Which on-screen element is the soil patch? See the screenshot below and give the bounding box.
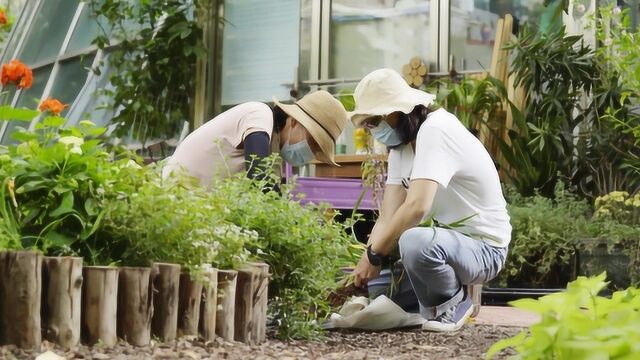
[0,324,521,359]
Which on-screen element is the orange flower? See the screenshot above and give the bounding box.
[39,97,68,115]
[1,60,33,89]
[0,10,7,25]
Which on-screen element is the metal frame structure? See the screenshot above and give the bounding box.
[0,1,105,140]
[297,0,449,94]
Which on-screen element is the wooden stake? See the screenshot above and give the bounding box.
[0,251,42,349]
[118,267,154,346]
[82,266,118,347]
[234,266,258,343]
[151,263,181,341]
[216,270,237,341]
[199,268,218,341]
[248,262,269,344]
[178,272,202,336]
[42,256,83,348]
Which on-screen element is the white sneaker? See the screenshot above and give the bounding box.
[422,294,473,332]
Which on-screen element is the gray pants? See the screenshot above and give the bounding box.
[397,227,507,320]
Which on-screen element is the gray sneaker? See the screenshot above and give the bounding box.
[422,294,473,332]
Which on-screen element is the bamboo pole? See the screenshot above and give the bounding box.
[42,256,83,348]
[117,267,154,346]
[82,266,119,347]
[0,251,42,349]
[151,263,181,341]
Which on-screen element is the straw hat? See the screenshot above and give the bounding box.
[349,68,436,127]
[274,90,348,166]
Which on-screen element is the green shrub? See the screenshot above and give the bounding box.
[486,273,640,359]
[586,191,640,285]
[0,117,135,257]
[207,159,361,339]
[498,184,591,287]
[98,168,252,272]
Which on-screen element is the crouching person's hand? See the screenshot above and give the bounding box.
[353,252,381,288]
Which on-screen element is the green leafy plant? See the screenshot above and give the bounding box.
[585,190,640,285]
[0,178,20,250]
[435,76,504,132]
[88,0,208,143]
[0,115,138,257]
[207,157,362,339]
[594,4,640,105]
[98,168,252,272]
[580,4,640,195]
[497,183,591,287]
[500,25,595,197]
[486,272,640,359]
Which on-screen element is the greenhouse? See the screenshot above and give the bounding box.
[0,0,639,359]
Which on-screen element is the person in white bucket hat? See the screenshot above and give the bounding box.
[350,69,511,332]
[163,90,348,187]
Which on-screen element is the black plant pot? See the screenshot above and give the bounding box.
[482,253,578,305]
[577,239,631,290]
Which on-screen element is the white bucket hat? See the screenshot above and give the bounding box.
[349,68,436,127]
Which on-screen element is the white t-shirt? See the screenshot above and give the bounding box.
[387,108,511,247]
[163,102,273,186]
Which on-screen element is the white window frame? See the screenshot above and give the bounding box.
[0,0,106,140]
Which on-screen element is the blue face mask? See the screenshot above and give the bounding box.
[370,121,402,147]
[281,140,315,167]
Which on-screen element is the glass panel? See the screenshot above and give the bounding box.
[65,4,110,55]
[450,0,547,71]
[628,0,639,28]
[221,0,300,105]
[298,0,313,86]
[1,86,17,106]
[0,0,35,63]
[0,0,28,14]
[1,65,53,144]
[330,0,434,79]
[18,0,80,65]
[330,84,358,155]
[66,53,117,128]
[47,54,96,116]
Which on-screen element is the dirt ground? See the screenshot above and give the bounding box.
[0,324,521,360]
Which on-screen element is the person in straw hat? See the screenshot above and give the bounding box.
[350,69,511,332]
[163,90,348,186]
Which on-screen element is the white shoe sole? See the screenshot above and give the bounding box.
[421,304,473,332]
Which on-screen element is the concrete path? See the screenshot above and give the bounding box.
[473,306,541,327]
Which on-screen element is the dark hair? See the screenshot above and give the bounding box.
[391,104,431,148]
[272,105,288,133]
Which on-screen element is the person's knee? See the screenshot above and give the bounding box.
[399,227,437,266]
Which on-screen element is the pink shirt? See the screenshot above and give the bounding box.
[163,102,273,186]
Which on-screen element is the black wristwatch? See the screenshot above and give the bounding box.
[366,245,385,267]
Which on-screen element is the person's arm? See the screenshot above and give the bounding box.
[243,131,271,180]
[367,184,407,245]
[353,179,438,287]
[369,179,438,254]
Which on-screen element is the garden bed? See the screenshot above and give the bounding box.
[0,324,521,360]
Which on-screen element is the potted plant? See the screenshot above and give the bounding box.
[578,191,640,289]
[485,184,591,303]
